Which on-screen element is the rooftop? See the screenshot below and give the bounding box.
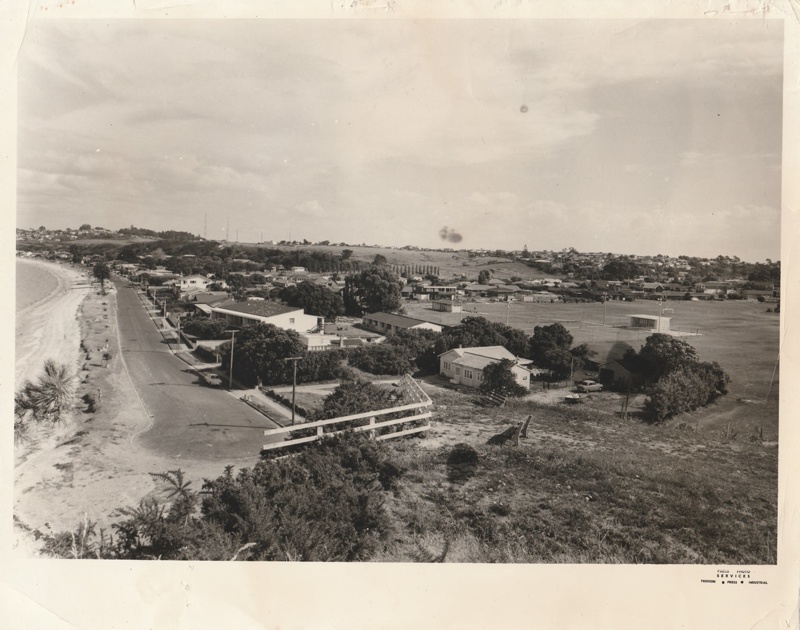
[213,300,303,318]
[363,312,442,329]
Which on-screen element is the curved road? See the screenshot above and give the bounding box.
[115,280,279,462]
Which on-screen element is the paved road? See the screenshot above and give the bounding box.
[115,281,279,462]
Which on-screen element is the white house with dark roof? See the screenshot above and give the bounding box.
[438,346,535,390]
[361,312,443,335]
[211,300,319,333]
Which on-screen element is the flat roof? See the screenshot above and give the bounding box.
[630,314,671,321]
[213,300,303,318]
[363,312,442,329]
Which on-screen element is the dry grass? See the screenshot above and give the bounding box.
[376,387,777,564]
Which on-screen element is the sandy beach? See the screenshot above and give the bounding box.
[15,259,91,390]
[14,264,244,550]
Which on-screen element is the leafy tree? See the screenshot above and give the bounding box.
[385,328,442,373]
[431,317,529,361]
[529,323,573,365]
[634,333,699,383]
[79,223,92,231]
[478,270,492,284]
[220,323,305,386]
[372,254,388,266]
[543,347,575,380]
[479,359,528,398]
[181,317,229,340]
[341,249,353,260]
[343,266,402,316]
[643,361,731,423]
[279,282,344,321]
[226,274,250,301]
[92,261,111,292]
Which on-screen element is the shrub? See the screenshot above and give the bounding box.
[479,359,529,398]
[348,344,414,375]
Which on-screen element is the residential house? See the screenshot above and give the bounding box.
[439,346,534,390]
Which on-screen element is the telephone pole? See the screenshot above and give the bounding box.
[284,356,303,425]
[228,330,237,390]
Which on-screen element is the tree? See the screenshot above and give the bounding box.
[341,249,353,260]
[643,361,731,423]
[79,223,92,231]
[372,254,388,266]
[279,282,344,321]
[226,274,250,301]
[219,323,305,386]
[635,333,699,383]
[385,328,442,373]
[529,323,573,365]
[479,359,528,398]
[343,266,402,316]
[431,317,529,361]
[92,261,111,293]
[348,344,414,375]
[15,360,75,438]
[478,270,492,284]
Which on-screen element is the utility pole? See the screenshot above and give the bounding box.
[284,357,303,425]
[228,330,237,390]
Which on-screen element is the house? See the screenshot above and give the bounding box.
[361,312,443,335]
[176,274,214,295]
[439,346,534,390]
[211,300,319,333]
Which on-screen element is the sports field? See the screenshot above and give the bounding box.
[405,299,780,438]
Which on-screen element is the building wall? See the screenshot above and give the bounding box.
[214,309,318,333]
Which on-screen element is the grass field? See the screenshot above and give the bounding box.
[405,299,779,439]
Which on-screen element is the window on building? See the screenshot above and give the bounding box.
[464,369,473,379]
[443,361,450,370]
[289,318,295,324]
[455,367,461,375]
[477,372,483,382]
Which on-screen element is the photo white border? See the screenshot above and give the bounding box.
[1,1,797,628]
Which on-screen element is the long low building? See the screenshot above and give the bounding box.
[211,300,320,334]
[361,312,443,335]
[629,314,671,333]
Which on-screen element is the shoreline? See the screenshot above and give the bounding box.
[15,258,92,390]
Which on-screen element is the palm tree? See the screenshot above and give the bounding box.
[18,360,75,425]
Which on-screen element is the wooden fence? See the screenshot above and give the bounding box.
[261,374,433,453]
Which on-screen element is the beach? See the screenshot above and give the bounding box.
[14,263,241,545]
[15,258,91,390]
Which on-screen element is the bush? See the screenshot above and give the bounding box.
[479,359,529,398]
[348,344,414,375]
[643,361,731,423]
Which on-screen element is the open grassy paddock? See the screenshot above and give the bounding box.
[405,299,780,439]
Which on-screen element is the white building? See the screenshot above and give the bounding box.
[177,274,213,294]
[629,314,671,333]
[211,300,319,334]
[439,346,534,390]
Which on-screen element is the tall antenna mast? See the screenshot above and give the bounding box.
[226,218,230,242]
[204,212,207,239]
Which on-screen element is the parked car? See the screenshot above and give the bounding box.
[576,380,603,393]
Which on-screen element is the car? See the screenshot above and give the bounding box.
[576,380,603,393]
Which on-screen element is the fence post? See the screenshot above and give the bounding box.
[369,416,376,438]
[317,426,324,437]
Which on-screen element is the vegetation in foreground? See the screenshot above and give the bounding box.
[36,384,777,563]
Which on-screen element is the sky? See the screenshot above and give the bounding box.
[16,18,783,262]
